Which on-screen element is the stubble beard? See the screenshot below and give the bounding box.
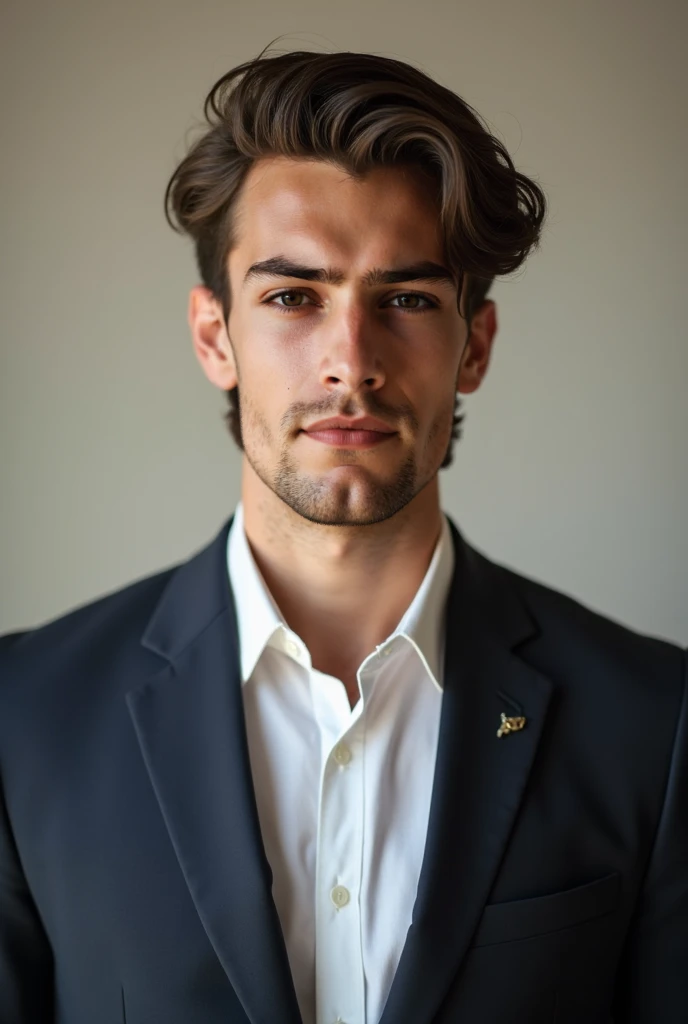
[241,404,455,528]
[271,443,419,526]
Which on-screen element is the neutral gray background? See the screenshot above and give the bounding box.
[2,0,686,643]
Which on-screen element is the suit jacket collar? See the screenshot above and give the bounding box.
[129,513,553,1024]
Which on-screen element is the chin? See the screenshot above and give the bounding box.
[273,468,420,527]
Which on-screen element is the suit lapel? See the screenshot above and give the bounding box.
[380,521,554,1024]
[126,518,303,1024]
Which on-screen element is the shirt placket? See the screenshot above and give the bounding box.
[313,672,367,1024]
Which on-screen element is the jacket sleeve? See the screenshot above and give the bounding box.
[612,648,688,1022]
[0,633,54,1023]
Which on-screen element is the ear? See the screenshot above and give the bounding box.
[188,286,238,390]
[457,299,498,395]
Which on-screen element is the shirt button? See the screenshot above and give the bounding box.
[330,885,350,909]
[285,640,299,658]
[332,743,352,767]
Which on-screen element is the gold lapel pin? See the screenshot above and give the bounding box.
[497,712,526,738]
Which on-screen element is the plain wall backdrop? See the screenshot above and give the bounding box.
[1,0,686,644]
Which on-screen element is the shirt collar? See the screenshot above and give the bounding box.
[227,500,455,690]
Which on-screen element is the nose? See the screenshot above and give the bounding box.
[319,305,386,395]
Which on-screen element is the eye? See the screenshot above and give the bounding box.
[263,290,315,313]
[386,293,438,313]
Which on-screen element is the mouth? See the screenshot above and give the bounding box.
[301,427,397,449]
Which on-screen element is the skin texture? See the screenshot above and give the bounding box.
[188,156,498,705]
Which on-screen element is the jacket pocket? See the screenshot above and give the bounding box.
[471,871,620,947]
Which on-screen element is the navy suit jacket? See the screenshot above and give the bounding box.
[1,515,686,1024]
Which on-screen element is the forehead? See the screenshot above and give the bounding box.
[230,156,444,272]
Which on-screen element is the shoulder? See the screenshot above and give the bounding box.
[0,562,179,731]
[466,544,687,812]
[467,540,686,704]
[1,563,176,660]
[0,513,234,744]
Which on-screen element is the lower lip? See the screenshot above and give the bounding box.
[303,429,396,448]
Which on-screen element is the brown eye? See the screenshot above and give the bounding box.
[279,292,304,306]
[388,293,436,312]
[264,290,314,313]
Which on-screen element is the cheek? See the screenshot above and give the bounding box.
[242,315,314,385]
[413,355,459,413]
[236,348,306,441]
[421,380,460,449]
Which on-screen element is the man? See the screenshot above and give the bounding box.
[1,46,685,1024]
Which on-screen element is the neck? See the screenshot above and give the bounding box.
[239,460,443,683]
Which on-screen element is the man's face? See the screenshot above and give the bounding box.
[196,156,493,526]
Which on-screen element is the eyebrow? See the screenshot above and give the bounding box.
[242,256,457,289]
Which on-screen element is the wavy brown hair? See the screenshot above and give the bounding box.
[165,43,546,467]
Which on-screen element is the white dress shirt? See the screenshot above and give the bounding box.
[227,501,455,1024]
